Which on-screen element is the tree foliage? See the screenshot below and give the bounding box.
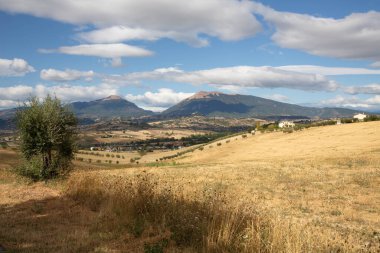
[16,95,77,180]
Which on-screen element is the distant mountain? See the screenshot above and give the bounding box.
[69,95,154,119]
[161,91,360,119]
[0,108,19,130]
[0,96,154,129]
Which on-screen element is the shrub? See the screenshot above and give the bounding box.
[217,142,222,146]
[242,134,247,138]
[198,147,204,151]
[0,142,8,149]
[96,160,101,163]
[283,128,293,134]
[364,115,380,122]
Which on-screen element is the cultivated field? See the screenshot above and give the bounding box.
[0,121,379,252]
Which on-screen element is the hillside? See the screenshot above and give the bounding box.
[179,121,380,164]
[162,91,359,119]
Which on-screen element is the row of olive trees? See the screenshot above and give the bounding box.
[16,95,77,180]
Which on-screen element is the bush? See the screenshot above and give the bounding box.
[198,147,204,151]
[0,142,8,149]
[283,128,293,134]
[16,156,44,181]
[364,115,380,122]
[217,142,222,146]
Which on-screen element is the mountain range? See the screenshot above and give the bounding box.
[0,92,363,129]
[161,91,360,119]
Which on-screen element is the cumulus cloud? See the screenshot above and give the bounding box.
[107,66,339,92]
[252,2,380,63]
[320,95,380,109]
[0,0,261,47]
[345,84,380,95]
[0,58,35,76]
[0,85,34,100]
[0,83,119,108]
[40,68,95,82]
[125,88,194,111]
[277,65,380,76]
[371,62,380,68]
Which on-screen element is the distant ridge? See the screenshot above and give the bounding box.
[70,95,153,119]
[161,91,361,119]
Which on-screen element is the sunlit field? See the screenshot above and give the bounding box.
[1,121,379,252]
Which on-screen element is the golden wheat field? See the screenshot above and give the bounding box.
[1,121,379,252]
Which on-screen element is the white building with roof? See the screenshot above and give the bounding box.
[278,121,295,128]
[353,113,367,121]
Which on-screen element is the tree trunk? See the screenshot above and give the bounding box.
[42,150,52,179]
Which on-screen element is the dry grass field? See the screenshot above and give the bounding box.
[0,121,379,252]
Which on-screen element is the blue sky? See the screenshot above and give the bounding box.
[0,0,380,111]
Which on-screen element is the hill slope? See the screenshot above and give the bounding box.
[162,91,359,119]
[179,121,380,164]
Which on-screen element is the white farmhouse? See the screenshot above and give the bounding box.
[353,113,367,121]
[278,121,295,128]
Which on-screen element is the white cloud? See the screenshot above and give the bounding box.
[345,84,380,95]
[370,61,380,68]
[252,2,380,63]
[0,58,35,76]
[277,65,380,76]
[0,85,34,100]
[109,66,339,92]
[40,68,95,82]
[320,95,380,109]
[0,100,19,109]
[0,0,261,47]
[39,43,153,65]
[34,84,118,102]
[125,88,194,111]
[265,94,289,102]
[0,83,119,108]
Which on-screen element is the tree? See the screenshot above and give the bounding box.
[16,95,77,180]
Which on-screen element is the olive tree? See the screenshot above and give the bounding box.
[16,95,77,180]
